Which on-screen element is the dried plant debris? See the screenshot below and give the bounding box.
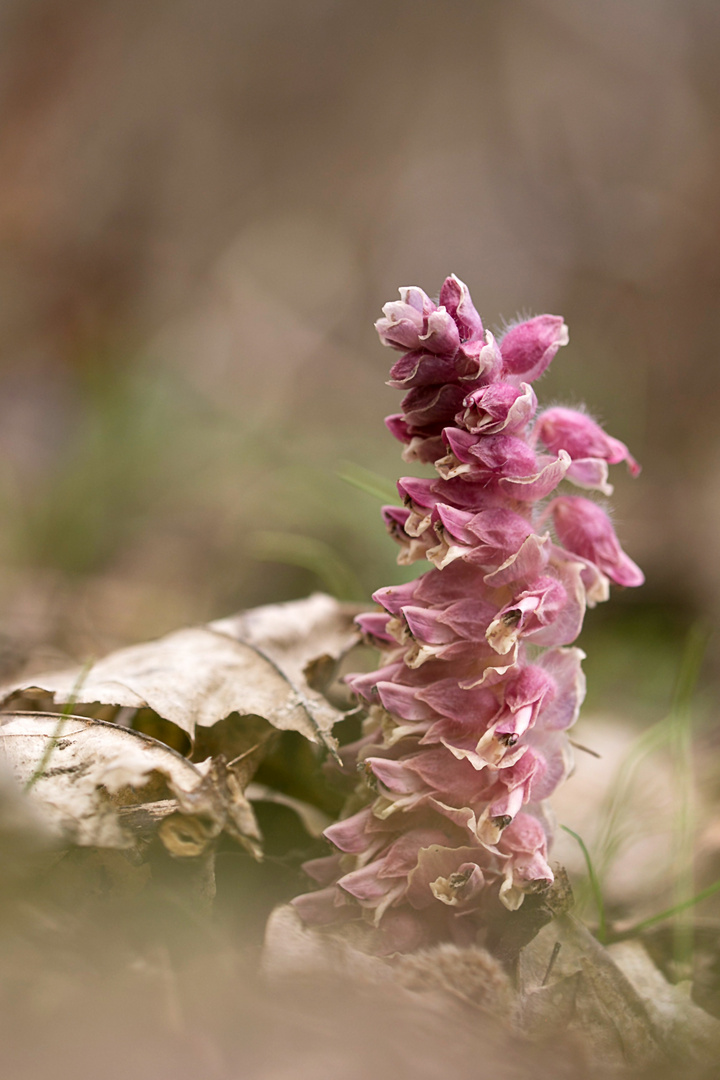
[0,711,262,858]
[262,902,391,984]
[606,939,720,1064]
[0,595,362,878]
[264,904,720,1072]
[210,592,363,700]
[518,914,720,1068]
[0,593,362,757]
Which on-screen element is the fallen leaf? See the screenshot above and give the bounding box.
[262,903,392,984]
[0,594,363,759]
[210,592,365,725]
[607,939,720,1063]
[0,711,262,857]
[518,914,664,1067]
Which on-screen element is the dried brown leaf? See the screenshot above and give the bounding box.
[0,711,261,856]
[0,594,362,758]
[518,914,664,1067]
[607,940,720,1063]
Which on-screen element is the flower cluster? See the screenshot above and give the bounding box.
[293,275,643,953]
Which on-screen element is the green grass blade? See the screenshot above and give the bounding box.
[669,621,711,716]
[593,623,712,902]
[666,622,711,970]
[250,531,365,601]
[24,659,94,792]
[337,462,398,504]
[615,877,720,939]
[560,824,607,944]
[593,717,674,887]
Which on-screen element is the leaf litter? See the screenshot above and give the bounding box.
[0,592,718,1075]
[1,593,362,755]
[0,594,362,889]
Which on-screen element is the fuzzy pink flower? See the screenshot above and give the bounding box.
[293,275,642,953]
[534,407,640,496]
[548,496,644,588]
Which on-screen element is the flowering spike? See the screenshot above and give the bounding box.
[293,277,643,953]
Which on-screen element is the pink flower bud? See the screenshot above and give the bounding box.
[499,315,569,381]
[375,287,437,351]
[376,302,428,351]
[486,576,568,654]
[324,807,377,853]
[497,451,570,501]
[388,349,463,389]
[438,274,484,342]
[458,381,537,435]
[535,407,640,477]
[440,430,538,480]
[399,383,466,429]
[549,496,645,587]
[355,611,396,646]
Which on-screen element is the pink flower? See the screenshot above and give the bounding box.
[548,496,645,587]
[438,273,485,341]
[535,407,640,475]
[499,315,569,381]
[292,276,642,952]
[534,407,640,495]
[457,381,537,436]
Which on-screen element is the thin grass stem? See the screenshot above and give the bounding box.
[667,622,711,970]
[337,463,398,504]
[250,531,364,600]
[612,877,720,940]
[560,824,607,944]
[24,660,94,792]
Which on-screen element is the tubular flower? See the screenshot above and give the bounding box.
[293,276,643,954]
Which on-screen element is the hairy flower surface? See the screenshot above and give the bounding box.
[293,275,643,953]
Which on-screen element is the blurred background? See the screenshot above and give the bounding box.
[0,1,718,734]
[1,3,720,1063]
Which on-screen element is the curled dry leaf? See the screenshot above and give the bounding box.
[0,711,262,857]
[606,939,720,1065]
[0,595,364,877]
[0,594,363,759]
[514,913,720,1068]
[209,592,365,718]
[265,904,719,1070]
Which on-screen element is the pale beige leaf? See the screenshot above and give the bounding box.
[393,943,517,1021]
[608,940,720,1062]
[262,903,391,984]
[518,914,662,1067]
[0,711,260,855]
[519,971,581,1036]
[210,592,362,676]
[210,592,364,733]
[0,594,363,755]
